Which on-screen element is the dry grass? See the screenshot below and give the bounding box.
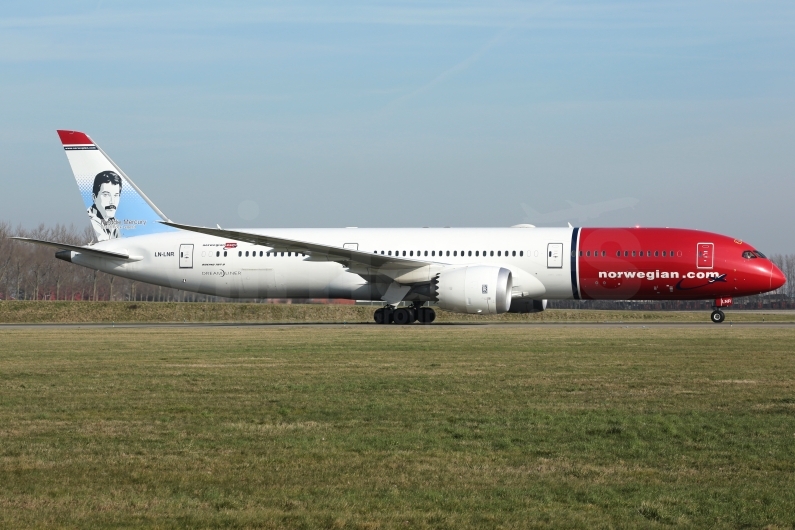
[1,325,794,528]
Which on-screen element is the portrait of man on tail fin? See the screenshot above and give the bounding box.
[87,170,122,241]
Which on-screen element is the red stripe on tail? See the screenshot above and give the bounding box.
[57,130,93,145]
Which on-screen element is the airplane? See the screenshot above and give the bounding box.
[12,130,787,325]
[521,197,639,225]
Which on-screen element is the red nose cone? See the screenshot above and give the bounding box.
[771,264,787,290]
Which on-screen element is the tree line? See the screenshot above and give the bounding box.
[1,221,792,307]
[0,222,212,302]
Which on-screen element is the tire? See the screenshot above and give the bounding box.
[418,307,436,324]
[374,308,384,324]
[394,308,412,325]
[711,310,725,323]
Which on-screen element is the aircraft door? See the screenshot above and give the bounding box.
[697,242,714,269]
[179,244,194,269]
[547,243,563,268]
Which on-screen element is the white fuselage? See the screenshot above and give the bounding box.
[69,227,576,301]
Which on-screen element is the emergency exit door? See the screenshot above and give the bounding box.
[547,243,563,268]
[179,244,194,269]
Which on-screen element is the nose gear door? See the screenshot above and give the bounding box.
[179,244,194,269]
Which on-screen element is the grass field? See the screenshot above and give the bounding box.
[1,325,795,528]
[1,300,795,323]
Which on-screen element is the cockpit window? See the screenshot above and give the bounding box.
[742,250,756,259]
[754,251,767,259]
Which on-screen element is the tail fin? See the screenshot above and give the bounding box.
[57,130,174,242]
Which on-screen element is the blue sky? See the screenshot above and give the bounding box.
[2,1,794,253]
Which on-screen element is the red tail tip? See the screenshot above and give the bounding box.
[57,130,93,145]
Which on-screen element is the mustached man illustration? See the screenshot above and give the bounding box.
[88,171,122,241]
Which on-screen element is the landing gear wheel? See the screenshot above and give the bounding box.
[417,307,436,324]
[374,308,385,324]
[393,308,412,325]
[711,310,725,324]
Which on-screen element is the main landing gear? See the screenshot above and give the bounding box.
[374,303,436,325]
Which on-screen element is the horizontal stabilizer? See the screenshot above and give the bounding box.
[11,237,137,260]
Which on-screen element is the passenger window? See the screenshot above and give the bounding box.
[655,251,659,257]
[453,251,457,257]
[475,251,479,257]
[520,251,523,257]
[402,251,406,256]
[238,251,242,257]
[424,251,428,256]
[586,251,590,257]
[662,251,666,257]
[512,251,516,257]
[468,251,472,257]
[224,251,227,257]
[432,251,435,256]
[388,251,392,256]
[601,251,605,257]
[410,251,414,256]
[216,251,220,257]
[616,251,621,257]
[446,251,450,257]
[579,251,583,256]
[490,251,494,257]
[632,251,636,257]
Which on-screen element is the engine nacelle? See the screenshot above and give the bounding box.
[435,266,512,314]
[507,299,547,313]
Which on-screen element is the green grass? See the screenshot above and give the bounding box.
[1,326,794,528]
[1,300,794,323]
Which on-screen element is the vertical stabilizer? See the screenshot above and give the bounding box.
[57,130,174,241]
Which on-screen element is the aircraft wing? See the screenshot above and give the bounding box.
[11,237,135,260]
[161,221,431,270]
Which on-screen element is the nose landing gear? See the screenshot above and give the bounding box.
[373,303,436,325]
[710,297,732,324]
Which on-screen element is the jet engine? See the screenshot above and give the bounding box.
[435,265,512,314]
[507,299,547,313]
